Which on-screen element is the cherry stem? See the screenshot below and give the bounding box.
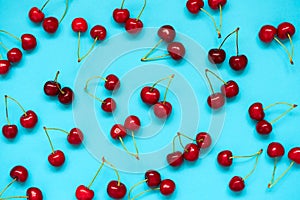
[136,0,147,21]
[162,74,175,103]
[218,5,223,38]
[177,132,195,141]
[102,157,121,186]
[172,134,179,152]
[0,30,21,42]
[0,42,9,51]
[130,188,160,200]
[43,127,55,153]
[44,127,69,135]
[205,69,226,85]
[4,95,10,125]
[141,39,163,62]
[230,149,263,160]
[53,71,60,82]
[243,149,263,181]
[131,131,140,160]
[120,0,126,9]
[200,8,221,38]
[40,0,50,11]
[269,158,278,185]
[273,36,294,65]
[77,32,81,62]
[128,179,147,200]
[140,53,170,62]
[268,161,294,188]
[270,104,297,125]
[5,95,27,116]
[177,133,187,151]
[59,0,69,23]
[78,37,98,63]
[288,34,294,58]
[84,77,104,103]
[151,74,174,91]
[0,196,28,200]
[235,26,239,55]
[119,137,139,160]
[218,27,239,49]
[264,102,296,110]
[0,179,16,197]
[87,160,105,188]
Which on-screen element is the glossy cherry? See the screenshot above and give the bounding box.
[104,74,120,91]
[256,120,272,135]
[229,176,245,192]
[76,185,94,200]
[0,60,10,74]
[217,150,233,167]
[207,93,225,109]
[160,179,176,196]
[167,42,186,60]
[113,8,130,24]
[28,7,45,23]
[101,98,116,113]
[167,151,184,167]
[68,128,84,145]
[208,0,227,10]
[110,124,127,139]
[58,87,74,104]
[21,34,37,51]
[124,115,141,131]
[277,22,296,40]
[288,147,300,164]
[10,165,28,182]
[145,170,161,187]
[140,86,160,105]
[20,110,38,129]
[43,71,61,96]
[107,180,127,199]
[48,150,65,167]
[258,25,277,43]
[267,142,285,158]
[158,25,176,43]
[153,102,172,119]
[43,17,59,33]
[221,80,239,98]
[7,48,23,63]
[208,48,226,64]
[125,18,143,34]
[27,187,43,200]
[248,102,265,121]
[196,132,212,149]
[183,143,200,161]
[90,25,107,41]
[229,55,248,71]
[2,125,18,139]
[186,0,204,14]
[72,18,88,33]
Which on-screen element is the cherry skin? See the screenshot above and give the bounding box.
[277,22,296,40]
[2,124,18,139]
[72,18,88,33]
[124,115,141,131]
[110,124,127,139]
[160,179,176,196]
[158,25,176,43]
[256,120,272,135]
[140,86,160,105]
[186,0,204,14]
[43,81,61,96]
[90,25,107,41]
[26,187,43,200]
[207,93,225,109]
[7,48,23,63]
[21,34,37,51]
[259,25,277,43]
[58,87,74,104]
[248,102,265,121]
[10,165,28,182]
[288,147,300,164]
[20,110,38,129]
[217,150,233,167]
[208,49,226,64]
[153,102,172,119]
[267,142,285,158]
[221,80,239,98]
[67,128,84,145]
[107,180,127,199]
[75,185,94,200]
[48,150,65,167]
[113,8,130,24]
[208,0,227,10]
[43,17,59,33]
[167,42,186,60]
[183,143,200,161]
[229,55,248,71]
[104,74,120,91]
[28,7,45,23]
[0,60,10,75]
[167,151,184,167]
[125,18,143,34]
[145,170,161,187]
[101,98,116,113]
[196,132,212,149]
[229,176,245,192]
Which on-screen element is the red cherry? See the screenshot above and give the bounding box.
[288,147,300,164]
[75,185,94,200]
[21,34,37,51]
[125,18,143,34]
[10,165,28,182]
[7,48,23,63]
[44,81,61,96]
[145,170,161,187]
[217,150,233,167]
[267,142,285,158]
[158,25,176,43]
[160,179,176,196]
[259,25,277,43]
[167,42,186,60]
[183,143,200,161]
[107,180,127,199]
[90,25,107,40]
[28,7,45,23]
[186,0,204,14]
[72,18,88,33]
[221,80,239,98]
[256,120,272,135]
[26,187,43,200]
[20,110,38,129]
[207,93,225,109]
[2,124,18,139]
[67,128,84,145]
[101,98,116,113]
[113,8,130,24]
[277,22,296,40]
[208,49,226,64]
[153,102,172,119]
[104,74,120,91]
[124,115,141,131]
[110,124,127,139]
[229,55,248,71]
[248,102,265,121]
[43,17,59,33]
[58,87,74,104]
[48,150,65,167]
[195,132,212,149]
[167,151,184,167]
[140,86,160,105]
[0,60,10,74]
[229,176,245,192]
[208,0,227,10]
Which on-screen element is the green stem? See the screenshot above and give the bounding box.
[41,0,50,11]
[269,158,278,185]
[172,134,179,152]
[4,95,10,125]
[218,4,222,38]
[102,157,121,186]
[274,36,294,65]
[270,105,297,125]
[59,0,69,23]
[151,74,173,91]
[200,8,220,38]
[43,127,55,153]
[230,149,263,159]
[119,137,139,160]
[0,42,9,51]
[131,131,139,160]
[44,127,69,135]
[0,30,21,42]
[0,196,27,200]
[5,95,27,115]
[141,39,163,61]
[288,34,294,58]
[177,132,195,141]
[77,32,81,62]
[162,74,174,103]
[84,77,104,103]
[263,102,296,110]
[235,26,239,55]
[128,179,147,200]
[0,179,16,197]
[218,28,239,49]
[78,37,98,63]
[205,69,226,85]
[87,161,105,188]
[130,188,159,200]
[140,53,170,62]
[268,162,294,188]
[120,0,126,9]
[136,0,147,21]
[243,150,263,181]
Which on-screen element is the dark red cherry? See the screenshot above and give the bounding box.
[140,86,160,105]
[208,0,227,10]
[288,147,300,164]
[28,7,45,23]
[21,34,37,51]
[259,25,277,43]
[207,93,225,109]
[58,87,74,104]
[43,17,59,33]
[167,151,184,167]
[107,180,127,199]
[217,150,233,167]
[110,124,127,139]
[0,60,10,75]
[160,179,176,196]
[26,187,43,200]
[167,42,186,60]
[90,25,107,40]
[113,9,130,24]
[183,143,200,161]
[186,0,204,14]
[75,185,94,200]
[229,176,245,192]
[43,81,61,96]
[2,124,18,139]
[72,18,88,33]
[153,102,172,119]
[10,165,28,182]
[101,98,116,113]
[48,150,65,167]
[7,48,23,63]
[267,142,285,158]
[221,80,239,98]
[125,18,143,34]
[145,170,161,187]
[104,74,120,91]
[124,115,141,131]
[248,102,265,121]
[20,110,38,129]
[196,132,212,149]
[208,49,226,64]
[256,120,272,135]
[158,25,176,43]
[229,55,248,71]
[67,128,84,145]
[277,22,296,40]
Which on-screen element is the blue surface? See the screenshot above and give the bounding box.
[0,0,300,199]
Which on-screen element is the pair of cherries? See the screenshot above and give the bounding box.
[43,71,74,105]
[167,132,212,167]
[128,170,176,199]
[2,95,38,139]
[113,0,147,34]
[71,18,107,62]
[28,0,69,34]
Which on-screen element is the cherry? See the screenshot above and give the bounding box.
[28,7,45,23]
[124,115,141,131]
[208,49,226,64]
[208,0,227,10]
[258,25,277,43]
[20,110,38,129]
[145,170,161,187]
[140,86,160,105]
[153,101,172,119]
[67,128,84,145]
[101,98,117,113]
[229,176,244,192]
[125,18,143,34]
[113,8,130,24]
[277,22,296,40]
[186,0,204,14]
[267,142,285,158]
[248,102,265,121]
[158,25,176,43]
[217,150,233,167]
[72,18,88,33]
[196,132,212,149]
[0,60,10,74]
[229,55,248,71]
[220,80,239,98]
[90,25,107,41]
[183,143,200,161]
[26,187,43,200]
[167,42,186,60]
[167,151,184,167]
[21,34,37,51]
[110,124,127,139]
[43,17,59,33]
[207,93,225,109]
[2,125,18,139]
[58,87,74,104]
[107,180,127,199]
[256,120,272,135]
[7,48,23,63]
[10,165,28,182]
[104,74,120,91]
[288,147,300,164]
[43,71,61,96]
[160,179,176,196]
[48,150,65,167]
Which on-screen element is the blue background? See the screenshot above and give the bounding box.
[0,0,300,199]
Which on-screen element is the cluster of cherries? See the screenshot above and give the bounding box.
[167,132,212,167]
[0,165,43,200]
[43,71,74,105]
[28,0,69,34]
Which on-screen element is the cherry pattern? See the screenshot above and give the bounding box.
[267,142,285,186]
[217,149,263,167]
[113,0,130,24]
[43,127,84,145]
[124,0,147,34]
[28,0,50,23]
